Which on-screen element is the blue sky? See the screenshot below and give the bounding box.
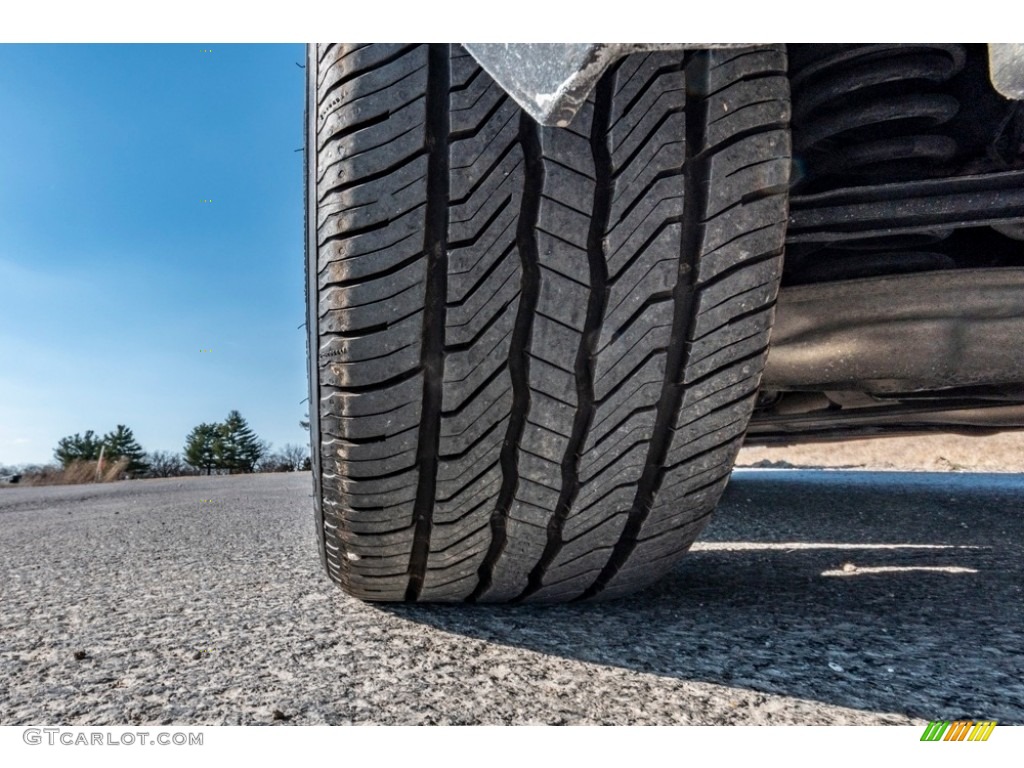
[0,44,308,465]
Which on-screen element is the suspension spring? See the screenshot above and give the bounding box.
[791,44,967,189]
[787,45,968,283]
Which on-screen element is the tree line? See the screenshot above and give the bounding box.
[10,411,311,481]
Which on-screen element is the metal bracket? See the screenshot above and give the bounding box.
[989,44,1024,100]
[787,169,1024,245]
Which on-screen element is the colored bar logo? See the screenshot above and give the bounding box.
[921,720,997,741]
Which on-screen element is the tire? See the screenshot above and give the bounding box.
[306,43,790,602]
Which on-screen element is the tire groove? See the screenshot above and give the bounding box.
[318,204,425,246]
[317,110,394,154]
[689,297,777,344]
[449,92,512,140]
[593,348,664,406]
[682,344,769,390]
[595,291,674,354]
[434,495,495,531]
[705,68,789,100]
[582,51,707,600]
[687,324,770,369]
[448,198,514,253]
[446,271,518,333]
[604,255,677,318]
[318,148,427,201]
[406,44,450,602]
[441,361,509,417]
[438,413,506,463]
[450,64,483,93]
[320,364,421,394]
[450,130,520,205]
[609,167,685,228]
[318,62,427,128]
[611,62,686,131]
[584,404,659,454]
[469,111,541,602]
[610,107,686,184]
[607,202,685,264]
[319,248,423,289]
[317,44,422,103]
[447,238,517,307]
[696,120,789,161]
[318,227,418,272]
[518,71,615,601]
[435,459,501,502]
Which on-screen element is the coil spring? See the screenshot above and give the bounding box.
[792,44,967,188]
[788,45,967,283]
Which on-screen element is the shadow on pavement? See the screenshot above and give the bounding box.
[383,470,1024,723]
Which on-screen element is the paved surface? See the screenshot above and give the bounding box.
[0,470,1021,725]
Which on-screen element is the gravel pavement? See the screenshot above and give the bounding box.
[1,470,1021,725]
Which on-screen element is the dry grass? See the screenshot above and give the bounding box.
[18,458,131,487]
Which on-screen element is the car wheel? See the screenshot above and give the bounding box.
[306,43,790,602]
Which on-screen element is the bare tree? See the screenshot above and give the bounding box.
[280,443,309,471]
[146,450,190,478]
[255,443,309,473]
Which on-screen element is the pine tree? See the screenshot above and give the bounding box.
[102,424,149,477]
[216,410,264,473]
[213,423,238,472]
[184,423,220,475]
[54,430,103,467]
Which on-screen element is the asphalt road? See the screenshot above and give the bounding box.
[0,470,1021,725]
